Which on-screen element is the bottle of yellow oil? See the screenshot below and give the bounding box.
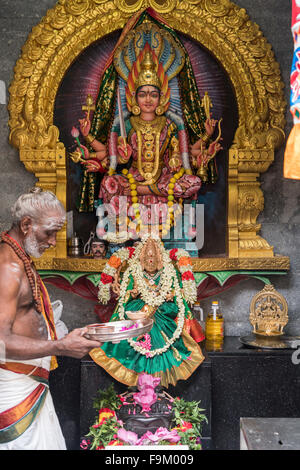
[205,300,224,351]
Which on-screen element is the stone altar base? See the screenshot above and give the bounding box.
[79,354,212,450]
[49,338,300,450]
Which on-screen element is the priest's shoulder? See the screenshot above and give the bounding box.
[0,242,25,278]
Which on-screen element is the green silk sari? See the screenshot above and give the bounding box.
[90,273,204,388]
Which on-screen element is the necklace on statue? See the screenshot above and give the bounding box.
[143,269,162,285]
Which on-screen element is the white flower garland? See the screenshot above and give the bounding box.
[98,240,197,306]
[116,235,186,357]
[98,247,131,304]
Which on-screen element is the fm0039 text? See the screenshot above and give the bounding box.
[149,454,193,465]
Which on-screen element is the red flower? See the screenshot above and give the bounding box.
[172,421,193,433]
[181,271,195,281]
[169,248,178,260]
[100,273,114,284]
[98,408,116,425]
[127,247,135,258]
[107,439,124,447]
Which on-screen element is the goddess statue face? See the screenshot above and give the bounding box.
[139,238,163,274]
[136,86,160,115]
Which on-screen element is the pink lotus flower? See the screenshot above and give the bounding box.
[117,428,139,445]
[137,372,160,391]
[138,428,181,445]
[155,427,181,443]
[80,439,90,449]
[133,387,157,412]
[132,373,161,412]
[71,126,80,138]
[138,430,160,445]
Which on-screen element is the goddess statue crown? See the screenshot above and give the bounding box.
[113,20,185,113]
[135,50,161,90]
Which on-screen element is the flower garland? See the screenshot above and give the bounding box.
[121,168,184,236]
[118,255,185,357]
[98,236,197,358]
[169,247,197,304]
[98,246,134,304]
[98,237,197,306]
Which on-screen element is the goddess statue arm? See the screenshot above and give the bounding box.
[167,134,183,174]
[190,116,223,169]
[77,112,110,172]
[189,115,217,157]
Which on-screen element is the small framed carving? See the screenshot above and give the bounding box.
[8,0,289,272]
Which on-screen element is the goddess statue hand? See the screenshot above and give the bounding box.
[205,116,217,137]
[79,112,91,137]
[207,140,223,158]
[166,291,174,302]
[76,143,89,160]
[130,285,139,299]
[117,142,133,162]
[81,157,107,173]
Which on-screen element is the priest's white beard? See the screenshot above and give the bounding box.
[24,230,43,258]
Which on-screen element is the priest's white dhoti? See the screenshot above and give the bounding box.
[0,355,66,450]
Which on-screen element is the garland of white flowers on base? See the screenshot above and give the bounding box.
[98,237,197,306]
[119,244,185,357]
[98,235,198,357]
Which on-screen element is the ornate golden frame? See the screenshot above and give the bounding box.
[8,0,289,271]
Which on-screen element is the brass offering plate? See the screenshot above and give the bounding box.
[239,334,300,350]
[84,319,153,344]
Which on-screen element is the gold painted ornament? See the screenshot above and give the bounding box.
[249,284,288,339]
[7,0,289,271]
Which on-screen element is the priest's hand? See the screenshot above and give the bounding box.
[56,327,103,358]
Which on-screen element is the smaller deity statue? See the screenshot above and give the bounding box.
[90,235,205,388]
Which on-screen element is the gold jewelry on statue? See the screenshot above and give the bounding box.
[85,134,95,145]
[131,115,166,185]
[136,51,161,90]
[132,105,141,116]
[155,105,164,116]
[201,132,210,143]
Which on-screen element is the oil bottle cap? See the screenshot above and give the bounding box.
[212,301,219,306]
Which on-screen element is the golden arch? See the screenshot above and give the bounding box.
[8,0,289,271]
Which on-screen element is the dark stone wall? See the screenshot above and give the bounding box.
[0,0,298,337]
